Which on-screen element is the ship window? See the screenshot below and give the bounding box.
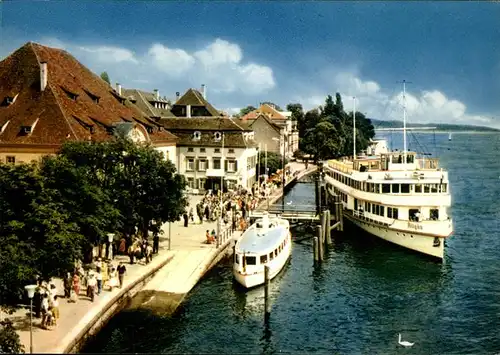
[409,209,420,221]
[382,184,390,193]
[380,206,385,217]
[430,209,439,220]
[387,207,393,218]
[274,249,278,257]
[260,255,268,264]
[392,184,400,193]
[245,256,256,265]
[430,184,438,193]
[441,184,447,193]
[269,252,274,260]
[393,208,399,219]
[415,184,422,193]
[375,205,380,215]
[424,184,430,193]
[375,184,380,193]
[401,184,410,193]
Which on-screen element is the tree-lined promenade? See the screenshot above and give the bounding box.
[0,137,187,352]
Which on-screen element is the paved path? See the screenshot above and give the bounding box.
[8,195,230,353]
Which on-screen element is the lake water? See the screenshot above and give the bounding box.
[82,132,500,354]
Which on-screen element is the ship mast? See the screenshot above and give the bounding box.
[353,96,356,160]
[403,80,407,170]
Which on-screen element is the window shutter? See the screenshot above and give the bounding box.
[224,160,228,172]
[196,159,200,171]
[234,160,238,172]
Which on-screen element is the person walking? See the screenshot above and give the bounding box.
[153,234,160,254]
[50,295,60,326]
[183,212,189,227]
[87,272,97,302]
[72,272,80,303]
[64,272,72,299]
[96,267,103,295]
[117,262,127,288]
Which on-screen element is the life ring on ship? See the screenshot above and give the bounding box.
[433,237,441,247]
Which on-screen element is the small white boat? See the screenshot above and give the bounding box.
[448,132,452,141]
[233,213,292,289]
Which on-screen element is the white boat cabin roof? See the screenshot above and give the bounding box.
[236,216,287,255]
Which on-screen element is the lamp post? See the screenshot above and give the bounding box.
[272,136,285,211]
[25,284,37,354]
[107,233,115,260]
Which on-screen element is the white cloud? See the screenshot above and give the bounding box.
[35,37,275,97]
[147,44,194,75]
[297,71,492,126]
[78,46,138,64]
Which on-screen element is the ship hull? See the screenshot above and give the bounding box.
[344,211,445,259]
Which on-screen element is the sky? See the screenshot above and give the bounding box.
[1,1,499,127]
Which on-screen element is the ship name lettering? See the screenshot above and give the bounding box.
[407,222,423,230]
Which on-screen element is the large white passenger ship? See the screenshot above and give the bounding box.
[233,213,292,288]
[323,86,453,259]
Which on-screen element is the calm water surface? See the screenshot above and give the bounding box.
[83,132,500,354]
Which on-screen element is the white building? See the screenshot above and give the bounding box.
[159,117,258,192]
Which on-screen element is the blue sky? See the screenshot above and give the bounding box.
[1,1,499,126]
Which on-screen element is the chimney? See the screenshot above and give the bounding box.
[116,83,122,96]
[154,89,159,100]
[40,62,48,92]
[186,104,191,118]
[201,84,206,99]
[176,91,180,101]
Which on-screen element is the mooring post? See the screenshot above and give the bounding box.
[321,210,327,245]
[325,209,332,245]
[313,236,319,262]
[339,201,344,232]
[316,224,323,261]
[315,174,320,214]
[264,265,271,316]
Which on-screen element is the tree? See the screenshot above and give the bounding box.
[100,71,110,85]
[0,319,24,354]
[235,105,257,118]
[286,103,304,124]
[0,163,84,310]
[257,151,288,176]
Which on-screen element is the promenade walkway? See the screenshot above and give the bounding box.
[8,195,231,354]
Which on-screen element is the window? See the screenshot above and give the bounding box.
[274,249,278,257]
[6,156,15,164]
[392,184,400,193]
[187,177,195,188]
[401,184,410,193]
[441,184,447,193]
[228,148,235,154]
[380,206,385,217]
[61,86,78,101]
[84,89,100,104]
[430,209,439,220]
[214,148,221,153]
[260,255,268,264]
[213,158,221,169]
[187,147,194,152]
[269,252,274,260]
[409,209,420,221]
[382,184,390,193]
[245,256,256,265]
[227,160,237,172]
[424,184,430,193]
[187,158,195,171]
[415,184,422,193]
[198,178,206,190]
[193,131,201,140]
[214,132,222,141]
[388,207,399,219]
[198,159,208,171]
[200,148,206,153]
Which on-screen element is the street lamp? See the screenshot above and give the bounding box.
[25,284,37,354]
[107,233,115,260]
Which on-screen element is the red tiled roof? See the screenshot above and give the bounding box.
[240,104,287,122]
[0,42,177,147]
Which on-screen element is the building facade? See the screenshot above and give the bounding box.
[158,117,258,192]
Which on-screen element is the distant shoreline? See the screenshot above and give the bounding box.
[376,130,500,134]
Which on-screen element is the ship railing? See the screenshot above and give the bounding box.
[216,220,237,248]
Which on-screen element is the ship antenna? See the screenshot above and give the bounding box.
[353,96,356,160]
[398,80,411,170]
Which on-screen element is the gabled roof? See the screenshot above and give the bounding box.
[240,103,288,122]
[0,42,177,147]
[173,88,221,116]
[157,117,256,148]
[122,88,174,118]
[248,113,282,133]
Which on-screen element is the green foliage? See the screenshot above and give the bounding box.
[286,103,304,123]
[0,319,24,354]
[0,163,83,308]
[0,137,187,312]
[298,93,375,161]
[235,105,256,118]
[258,151,288,176]
[100,71,111,85]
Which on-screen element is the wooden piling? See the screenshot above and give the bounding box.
[338,201,344,232]
[313,237,319,262]
[320,211,326,244]
[315,174,320,214]
[325,209,332,245]
[316,225,323,261]
[264,266,271,315]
